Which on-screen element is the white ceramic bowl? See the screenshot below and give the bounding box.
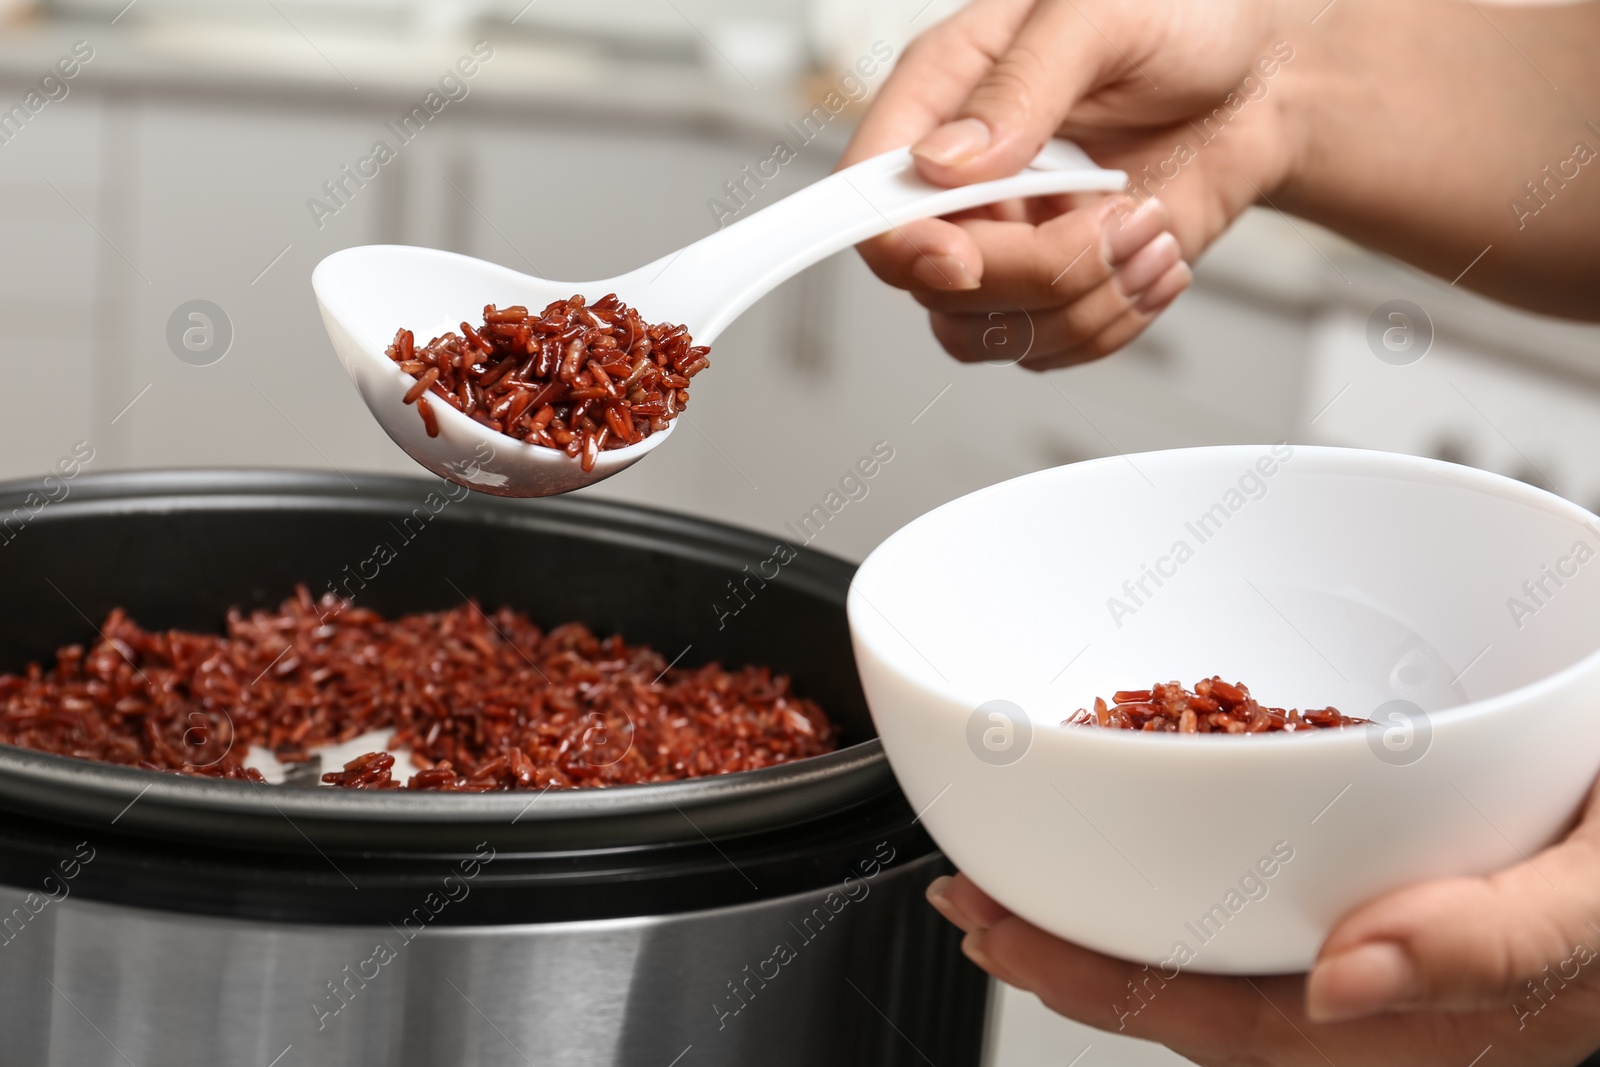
[849,445,1600,974]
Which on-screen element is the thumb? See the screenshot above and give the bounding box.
[910,1,1122,185]
[1306,784,1600,1023]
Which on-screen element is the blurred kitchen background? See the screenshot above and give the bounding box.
[3,0,1600,1063]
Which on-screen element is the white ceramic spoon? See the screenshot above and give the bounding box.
[313,140,1126,497]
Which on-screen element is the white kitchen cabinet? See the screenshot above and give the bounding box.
[0,99,102,475]
[104,99,404,475]
[1305,307,1600,514]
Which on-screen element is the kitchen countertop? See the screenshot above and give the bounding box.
[0,14,826,137]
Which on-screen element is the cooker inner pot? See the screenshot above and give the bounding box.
[0,470,894,859]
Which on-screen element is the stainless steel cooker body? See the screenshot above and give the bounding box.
[0,850,965,1067]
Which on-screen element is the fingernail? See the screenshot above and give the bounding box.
[927,876,960,916]
[1104,197,1166,264]
[1134,260,1192,313]
[912,117,992,168]
[1114,232,1181,300]
[927,875,978,931]
[913,253,980,290]
[1306,942,1421,1023]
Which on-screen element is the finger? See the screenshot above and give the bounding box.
[907,196,1171,314]
[909,213,1110,314]
[928,279,1121,367]
[1019,299,1167,373]
[855,217,985,294]
[927,872,1015,934]
[846,1,1044,292]
[1131,260,1193,316]
[855,190,1172,305]
[925,247,1188,368]
[1308,780,1600,1022]
[839,0,1035,169]
[968,912,1269,1051]
[911,0,1129,185]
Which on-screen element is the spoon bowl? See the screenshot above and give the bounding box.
[314,141,1127,496]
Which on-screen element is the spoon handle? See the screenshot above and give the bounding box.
[626,139,1126,343]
